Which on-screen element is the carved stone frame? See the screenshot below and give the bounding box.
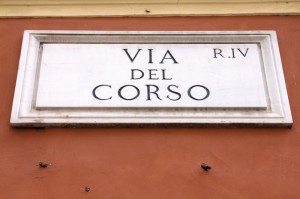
[10,31,292,127]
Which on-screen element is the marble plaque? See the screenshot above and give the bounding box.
[10,31,292,127]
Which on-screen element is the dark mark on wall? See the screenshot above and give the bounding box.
[85,187,91,192]
[38,162,48,168]
[201,163,211,171]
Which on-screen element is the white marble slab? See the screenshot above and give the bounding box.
[10,31,292,127]
[36,43,267,108]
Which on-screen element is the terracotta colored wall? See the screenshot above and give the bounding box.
[0,16,299,199]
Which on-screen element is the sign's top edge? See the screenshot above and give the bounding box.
[23,30,277,35]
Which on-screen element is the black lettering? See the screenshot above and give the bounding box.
[160,50,178,64]
[167,85,181,101]
[231,48,236,58]
[131,69,144,80]
[123,49,142,63]
[92,85,112,100]
[162,69,172,80]
[188,85,210,101]
[213,48,225,58]
[148,69,159,80]
[118,85,140,100]
[146,84,162,101]
[237,48,249,57]
[148,49,153,64]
